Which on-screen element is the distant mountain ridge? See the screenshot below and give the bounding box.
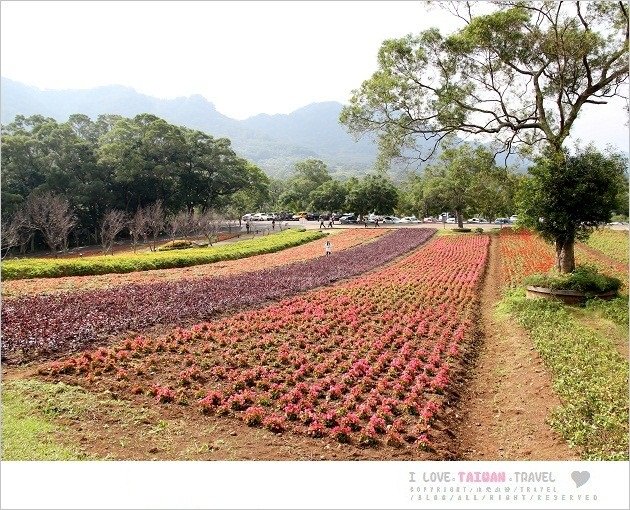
[0,77,382,179]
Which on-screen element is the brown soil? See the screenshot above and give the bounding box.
[41,388,445,461]
[453,235,579,460]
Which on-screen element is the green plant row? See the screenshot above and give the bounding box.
[524,264,621,294]
[584,229,629,265]
[1,229,324,280]
[500,292,629,460]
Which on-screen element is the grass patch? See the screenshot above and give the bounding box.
[584,229,629,265]
[500,291,629,460]
[586,296,629,328]
[1,379,150,460]
[1,229,324,280]
[1,380,86,460]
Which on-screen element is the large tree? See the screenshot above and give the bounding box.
[309,179,348,213]
[341,1,629,271]
[279,159,332,211]
[518,146,627,272]
[423,144,509,227]
[346,174,399,217]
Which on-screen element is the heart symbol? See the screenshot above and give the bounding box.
[571,471,590,488]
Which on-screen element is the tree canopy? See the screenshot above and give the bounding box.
[340,1,628,161]
[517,146,628,272]
[423,143,511,227]
[1,114,267,245]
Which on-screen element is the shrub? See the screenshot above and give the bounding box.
[524,264,621,294]
[157,240,199,251]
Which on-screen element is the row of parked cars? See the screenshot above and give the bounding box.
[241,211,520,225]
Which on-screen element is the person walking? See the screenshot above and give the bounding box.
[328,216,333,228]
[325,240,332,256]
[271,218,276,230]
[374,217,380,228]
[319,217,325,229]
[246,220,251,234]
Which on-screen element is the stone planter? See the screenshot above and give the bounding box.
[525,285,618,305]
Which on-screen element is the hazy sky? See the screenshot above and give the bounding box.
[1,0,628,149]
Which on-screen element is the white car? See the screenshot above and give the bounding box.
[468,218,481,224]
[399,216,419,223]
[423,217,435,223]
[382,216,400,224]
[509,215,518,223]
[446,217,457,223]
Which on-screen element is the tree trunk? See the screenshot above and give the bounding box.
[456,210,463,229]
[555,237,575,273]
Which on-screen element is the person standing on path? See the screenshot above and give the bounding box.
[325,240,332,256]
[272,218,276,230]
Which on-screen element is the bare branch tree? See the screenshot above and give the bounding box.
[168,210,198,241]
[1,209,32,259]
[100,209,127,255]
[198,210,224,246]
[25,192,76,256]
[128,207,147,253]
[144,200,165,251]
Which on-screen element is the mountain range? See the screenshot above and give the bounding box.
[1,77,387,179]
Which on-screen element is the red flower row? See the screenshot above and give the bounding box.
[3,229,433,363]
[41,234,489,448]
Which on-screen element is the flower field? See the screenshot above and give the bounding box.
[2,228,386,298]
[499,228,628,290]
[39,234,489,449]
[498,229,555,287]
[2,229,433,363]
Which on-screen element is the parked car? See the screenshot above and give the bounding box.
[382,216,400,224]
[251,213,264,221]
[446,217,456,224]
[509,215,518,223]
[339,215,358,224]
[423,217,436,223]
[400,216,420,223]
[494,217,510,224]
[241,213,253,222]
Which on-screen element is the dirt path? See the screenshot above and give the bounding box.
[454,235,579,460]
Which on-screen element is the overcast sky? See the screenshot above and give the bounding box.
[1,0,628,150]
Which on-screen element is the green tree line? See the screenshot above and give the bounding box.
[1,113,271,248]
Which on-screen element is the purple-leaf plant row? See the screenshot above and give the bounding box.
[2,229,435,363]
